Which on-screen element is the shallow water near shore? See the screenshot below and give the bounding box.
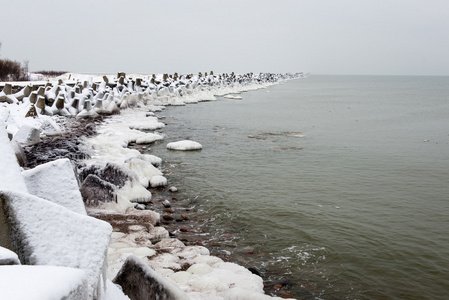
[149,75,449,299]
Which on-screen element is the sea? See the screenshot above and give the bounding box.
[149,75,449,299]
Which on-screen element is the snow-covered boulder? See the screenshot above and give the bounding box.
[0,190,112,299]
[113,255,190,300]
[22,158,87,215]
[0,265,89,300]
[166,140,202,151]
[12,124,40,146]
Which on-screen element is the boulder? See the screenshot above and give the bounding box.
[113,255,190,300]
[149,175,168,188]
[12,124,40,146]
[0,190,112,299]
[22,158,87,215]
[80,174,117,205]
[0,265,89,300]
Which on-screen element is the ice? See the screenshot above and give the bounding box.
[22,158,87,215]
[124,157,162,188]
[0,265,88,300]
[135,132,163,144]
[116,180,152,204]
[0,123,28,193]
[149,175,168,188]
[223,94,243,100]
[187,263,213,274]
[0,190,112,299]
[0,246,20,265]
[128,153,162,167]
[167,140,203,151]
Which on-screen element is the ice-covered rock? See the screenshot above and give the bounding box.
[117,180,152,204]
[166,140,202,151]
[113,255,190,300]
[135,132,163,144]
[0,265,89,300]
[223,94,243,100]
[124,157,162,188]
[0,246,20,265]
[80,174,118,205]
[149,175,168,188]
[0,190,112,299]
[22,158,87,215]
[148,226,170,243]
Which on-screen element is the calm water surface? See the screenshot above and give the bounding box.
[150,75,449,299]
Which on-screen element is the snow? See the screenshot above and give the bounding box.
[22,158,87,215]
[0,246,20,265]
[167,140,203,151]
[0,265,88,300]
[0,123,29,193]
[0,190,112,299]
[101,280,130,300]
[124,157,162,188]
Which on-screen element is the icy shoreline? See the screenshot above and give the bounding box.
[0,72,302,299]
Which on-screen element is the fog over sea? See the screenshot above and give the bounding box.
[149,75,449,299]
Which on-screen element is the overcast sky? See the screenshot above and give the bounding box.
[1,0,448,76]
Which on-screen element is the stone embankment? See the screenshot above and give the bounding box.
[0,72,302,299]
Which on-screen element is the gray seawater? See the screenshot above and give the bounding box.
[150,75,449,299]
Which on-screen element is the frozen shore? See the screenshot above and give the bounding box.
[0,71,302,299]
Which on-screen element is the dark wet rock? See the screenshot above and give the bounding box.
[113,255,189,300]
[23,118,98,169]
[162,215,174,221]
[78,164,103,183]
[248,267,261,276]
[80,174,117,205]
[101,162,136,188]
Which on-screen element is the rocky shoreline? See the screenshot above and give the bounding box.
[1,72,302,299]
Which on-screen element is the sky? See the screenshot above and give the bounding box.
[1,0,449,76]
